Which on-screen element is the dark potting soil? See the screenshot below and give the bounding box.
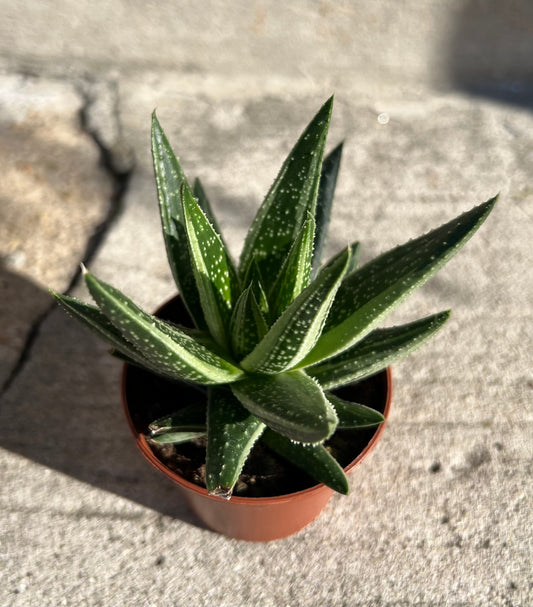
[123,296,389,498]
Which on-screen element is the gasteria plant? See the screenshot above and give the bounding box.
[52,97,496,499]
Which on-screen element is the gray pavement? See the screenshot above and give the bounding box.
[1,2,532,606]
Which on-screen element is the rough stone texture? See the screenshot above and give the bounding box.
[0,75,112,387]
[1,2,533,606]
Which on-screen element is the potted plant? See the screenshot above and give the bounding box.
[52,97,496,541]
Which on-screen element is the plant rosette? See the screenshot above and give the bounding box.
[53,97,496,541]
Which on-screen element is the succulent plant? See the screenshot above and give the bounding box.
[52,97,496,499]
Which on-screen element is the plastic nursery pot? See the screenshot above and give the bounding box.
[121,296,392,542]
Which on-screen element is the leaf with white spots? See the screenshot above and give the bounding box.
[231,370,338,444]
[303,197,497,366]
[193,177,231,255]
[239,97,334,293]
[230,285,269,360]
[241,255,270,318]
[84,271,244,385]
[309,311,450,389]
[325,394,385,428]
[240,247,350,374]
[262,428,349,494]
[323,241,360,276]
[51,291,171,378]
[312,141,343,275]
[206,387,265,497]
[268,214,315,320]
[151,112,206,329]
[181,181,240,351]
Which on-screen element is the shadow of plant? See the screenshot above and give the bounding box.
[0,264,205,527]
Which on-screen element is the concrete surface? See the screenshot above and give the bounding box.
[1,2,532,606]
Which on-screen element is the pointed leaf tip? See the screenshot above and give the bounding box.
[239,97,335,291]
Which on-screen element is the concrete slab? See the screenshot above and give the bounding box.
[0,74,112,387]
[2,83,532,606]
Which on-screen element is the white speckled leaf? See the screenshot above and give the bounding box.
[205,387,265,497]
[325,394,385,428]
[312,141,344,276]
[262,428,349,494]
[193,177,228,250]
[309,311,450,389]
[242,256,270,318]
[230,285,269,360]
[51,291,172,379]
[181,182,240,350]
[240,247,350,374]
[323,241,360,276]
[239,97,333,293]
[231,370,338,444]
[84,271,244,385]
[268,214,315,320]
[151,112,205,329]
[303,197,497,366]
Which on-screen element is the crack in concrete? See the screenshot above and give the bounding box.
[0,78,134,397]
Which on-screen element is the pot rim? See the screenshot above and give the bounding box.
[121,364,392,506]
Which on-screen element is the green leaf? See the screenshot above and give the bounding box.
[308,311,451,389]
[193,178,224,242]
[239,96,334,293]
[303,197,497,365]
[326,393,385,428]
[312,141,343,275]
[262,429,349,495]
[206,387,265,498]
[51,291,167,378]
[151,112,205,329]
[180,181,240,350]
[240,247,350,374]
[230,285,269,360]
[83,270,244,385]
[231,370,338,444]
[149,403,207,435]
[150,431,206,444]
[268,214,315,319]
[241,256,270,318]
[322,241,360,276]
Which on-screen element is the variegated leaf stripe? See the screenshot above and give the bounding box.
[51,291,174,379]
[206,387,265,497]
[304,197,497,366]
[262,428,349,494]
[231,370,338,444]
[181,181,240,350]
[230,285,269,361]
[308,310,451,390]
[312,141,344,275]
[325,393,385,428]
[84,271,244,385]
[151,112,206,329]
[268,214,315,320]
[239,96,334,293]
[240,247,350,374]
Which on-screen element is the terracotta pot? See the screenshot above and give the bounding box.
[121,296,392,542]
